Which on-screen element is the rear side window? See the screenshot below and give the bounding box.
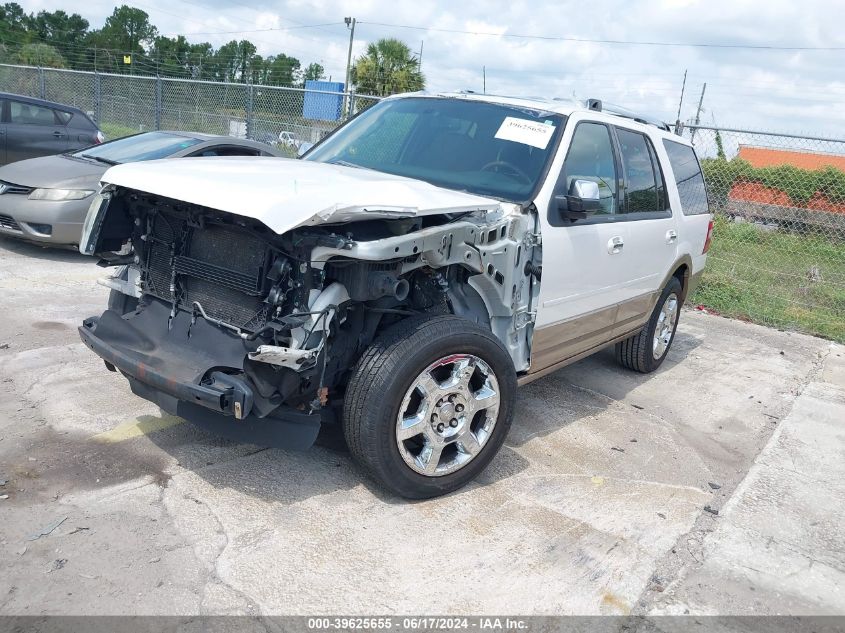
[54,110,72,125]
[616,128,667,214]
[662,139,709,215]
[9,101,59,126]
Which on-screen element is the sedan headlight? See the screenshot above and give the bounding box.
[28,188,95,201]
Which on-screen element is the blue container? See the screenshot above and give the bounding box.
[303,80,345,122]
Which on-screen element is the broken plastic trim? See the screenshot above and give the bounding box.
[248,345,318,369]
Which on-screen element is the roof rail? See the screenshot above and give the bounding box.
[585,99,671,132]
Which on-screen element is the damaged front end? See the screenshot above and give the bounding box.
[80,188,350,447]
[79,184,539,449]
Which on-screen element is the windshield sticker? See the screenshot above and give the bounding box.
[495,117,556,149]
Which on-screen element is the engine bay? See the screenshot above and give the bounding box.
[80,186,540,444]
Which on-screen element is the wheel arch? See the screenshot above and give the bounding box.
[666,255,694,303]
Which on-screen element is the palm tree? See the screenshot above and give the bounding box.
[351,38,424,96]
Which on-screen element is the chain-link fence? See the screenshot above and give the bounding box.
[2,62,844,341]
[0,63,381,157]
[683,124,845,342]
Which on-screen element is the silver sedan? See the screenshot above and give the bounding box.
[0,131,281,246]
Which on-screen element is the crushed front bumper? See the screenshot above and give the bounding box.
[79,298,321,449]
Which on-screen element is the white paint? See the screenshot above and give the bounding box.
[100,157,502,235]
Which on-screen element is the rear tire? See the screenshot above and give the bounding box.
[343,315,516,499]
[616,277,683,374]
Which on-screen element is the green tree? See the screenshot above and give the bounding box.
[350,38,424,96]
[212,39,257,82]
[0,3,30,42]
[15,41,65,67]
[715,130,727,160]
[98,5,157,72]
[28,9,88,61]
[302,61,324,82]
[150,34,194,76]
[185,42,213,78]
[212,40,238,81]
[236,39,256,83]
[268,54,301,86]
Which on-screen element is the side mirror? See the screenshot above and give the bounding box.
[297,142,314,157]
[556,179,601,221]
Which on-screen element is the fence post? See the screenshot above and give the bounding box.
[38,66,46,99]
[246,83,254,140]
[94,71,102,125]
[155,75,162,130]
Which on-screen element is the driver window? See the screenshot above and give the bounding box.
[562,122,618,215]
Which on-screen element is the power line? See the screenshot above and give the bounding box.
[7,36,845,101]
[159,23,343,36]
[167,0,344,61]
[0,33,348,69]
[359,20,845,51]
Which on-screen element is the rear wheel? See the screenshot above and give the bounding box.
[616,277,683,373]
[343,315,516,499]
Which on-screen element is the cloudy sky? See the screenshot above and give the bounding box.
[17,0,845,137]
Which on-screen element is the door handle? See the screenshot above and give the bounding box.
[52,131,66,138]
[607,236,624,254]
[666,229,678,244]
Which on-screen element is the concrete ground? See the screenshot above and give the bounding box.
[0,235,842,616]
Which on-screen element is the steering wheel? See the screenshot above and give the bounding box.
[480,160,532,184]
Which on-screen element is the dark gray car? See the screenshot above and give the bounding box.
[0,130,282,246]
[0,93,104,164]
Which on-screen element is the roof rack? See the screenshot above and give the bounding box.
[586,99,671,132]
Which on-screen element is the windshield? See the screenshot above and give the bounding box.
[305,97,564,202]
[72,132,203,164]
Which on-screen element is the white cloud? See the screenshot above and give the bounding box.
[14,0,845,135]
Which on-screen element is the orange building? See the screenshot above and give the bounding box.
[736,145,845,171]
[729,146,845,215]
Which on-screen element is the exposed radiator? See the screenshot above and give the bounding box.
[143,213,270,331]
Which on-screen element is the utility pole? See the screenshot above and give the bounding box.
[418,40,423,72]
[343,17,356,117]
[674,69,687,134]
[483,66,486,94]
[690,83,706,144]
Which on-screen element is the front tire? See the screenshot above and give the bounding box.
[343,315,516,499]
[616,277,683,373]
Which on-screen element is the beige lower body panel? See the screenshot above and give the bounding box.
[525,290,658,383]
[518,326,643,386]
[530,303,620,373]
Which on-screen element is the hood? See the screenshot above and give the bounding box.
[100,157,504,234]
[0,154,106,189]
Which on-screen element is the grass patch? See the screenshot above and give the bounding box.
[691,215,845,342]
[100,121,141,140]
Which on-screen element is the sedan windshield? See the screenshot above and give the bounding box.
[72,132,203,164]
[305,97,564,202]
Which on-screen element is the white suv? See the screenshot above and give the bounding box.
[79,93,713,498]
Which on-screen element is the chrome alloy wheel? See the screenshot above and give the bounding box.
[396,354,500,477]
[653,293,679,360]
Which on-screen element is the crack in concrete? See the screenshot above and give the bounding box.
[630,342,836,616]
[174,490,264,616]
